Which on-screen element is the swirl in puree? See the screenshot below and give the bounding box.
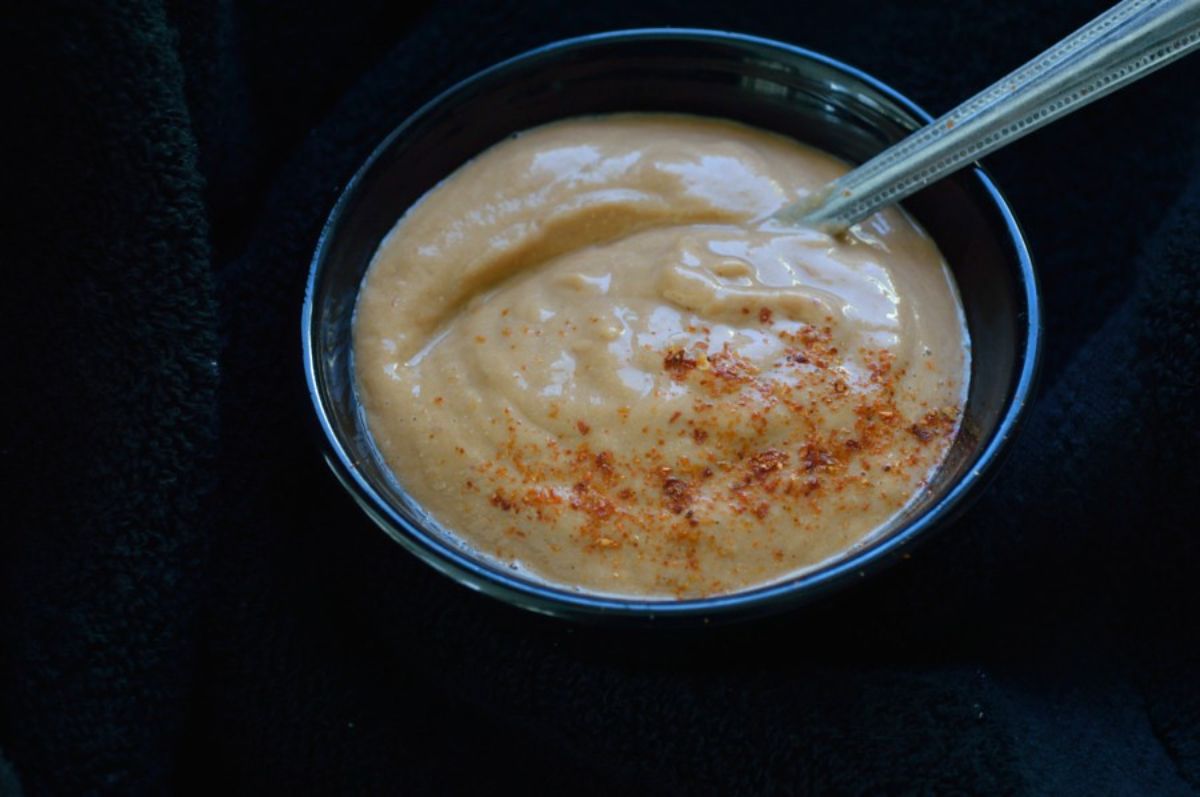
[353,114,969,598]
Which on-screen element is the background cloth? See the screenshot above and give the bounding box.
[2,1,1199,794]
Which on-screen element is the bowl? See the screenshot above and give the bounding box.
[302,29,1041,625]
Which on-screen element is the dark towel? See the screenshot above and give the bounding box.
[2,0,1198,794]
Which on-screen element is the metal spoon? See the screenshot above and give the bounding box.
[777,0,1200,233]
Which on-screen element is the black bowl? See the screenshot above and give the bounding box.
[302,29,1041,625]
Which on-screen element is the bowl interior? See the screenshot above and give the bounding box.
[305,30,1038,623]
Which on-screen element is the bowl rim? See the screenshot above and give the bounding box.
[302,27,1042,624]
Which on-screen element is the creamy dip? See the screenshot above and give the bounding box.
[353,114,969,598]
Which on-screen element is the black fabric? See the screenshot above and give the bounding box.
[3,1,1198,794]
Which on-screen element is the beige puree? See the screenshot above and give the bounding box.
[354,114,969,598]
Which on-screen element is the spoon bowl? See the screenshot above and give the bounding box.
[303,29,1041,624]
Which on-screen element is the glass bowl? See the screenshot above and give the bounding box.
[302,29,1041,625]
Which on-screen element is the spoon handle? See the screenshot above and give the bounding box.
[785,0,1200,232]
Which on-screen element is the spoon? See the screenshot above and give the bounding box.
[777,0,1200,233]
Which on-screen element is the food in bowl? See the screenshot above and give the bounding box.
[352,113,969,598]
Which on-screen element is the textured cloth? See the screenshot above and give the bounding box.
[2,1,1198,794]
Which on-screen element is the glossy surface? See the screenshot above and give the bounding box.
[354,114,969,597]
